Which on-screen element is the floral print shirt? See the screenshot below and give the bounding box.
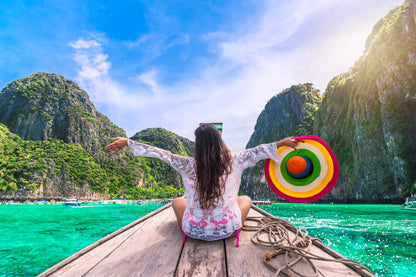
[127,139,280,241]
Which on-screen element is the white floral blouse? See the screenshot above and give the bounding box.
[127,139,280,241]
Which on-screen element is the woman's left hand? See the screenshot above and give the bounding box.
[105,137,128,153]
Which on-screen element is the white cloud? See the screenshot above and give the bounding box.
[69,38,111,81]
[68,39,101,49]
[69,36,171,132]
[73,53,111,79]
[137,70,158,91]
[69,38,127,111]
[125,35,150,49]
[157,0,399,151]
[68,1,400,151]
[124,32,190,63]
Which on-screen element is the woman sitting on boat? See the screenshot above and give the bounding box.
[105,124,299,246]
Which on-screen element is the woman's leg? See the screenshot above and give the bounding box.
[237,195,252,225]
[229,195,252,239]
[172,197,186,230]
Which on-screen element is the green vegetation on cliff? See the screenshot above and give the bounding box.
[127,128,194,199]
[2,1,415,203]
[241,83,322,199]
[0,124,106,194]
[131,128,194,156]
[0,74,190,200]
[314,0,416,201]
[241,1,416,203]
[0,122,186,200]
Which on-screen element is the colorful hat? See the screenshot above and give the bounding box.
[264,135,339,203]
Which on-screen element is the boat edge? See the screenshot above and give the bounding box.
[37,203,172,277]
[250,205,374,277]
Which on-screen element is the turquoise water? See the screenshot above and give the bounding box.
[261,204,416,277]
[0,203,415,276]
[0,203,162,276]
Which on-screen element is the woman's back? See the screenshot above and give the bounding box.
[106,124,299,243]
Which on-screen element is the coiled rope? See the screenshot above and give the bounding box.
[242,217,373,277]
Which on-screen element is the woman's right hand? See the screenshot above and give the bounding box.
[276,137,302,152]
[105,137,128,153]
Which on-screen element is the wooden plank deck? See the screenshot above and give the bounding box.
[38,203,374,277]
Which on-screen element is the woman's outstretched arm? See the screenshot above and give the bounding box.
[105,137,194,175]
[233,137,303,171]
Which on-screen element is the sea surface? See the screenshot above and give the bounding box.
[0,202,162,276]
[0,203,415,276]
[262,203,416,277]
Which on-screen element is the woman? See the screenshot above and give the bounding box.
[105,124,299,246]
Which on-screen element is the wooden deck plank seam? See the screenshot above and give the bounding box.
[223,239,229,277]
[173,237,186,276]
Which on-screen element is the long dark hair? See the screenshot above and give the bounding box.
[194,124,232,209]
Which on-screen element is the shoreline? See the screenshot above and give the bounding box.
[0,197,171,205]
[0,196,405,205]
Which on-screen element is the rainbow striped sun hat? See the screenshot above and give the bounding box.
[264,135,339,203]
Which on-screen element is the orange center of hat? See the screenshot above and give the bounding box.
[286,156,308,175]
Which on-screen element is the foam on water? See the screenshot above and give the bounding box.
[261,203,416,276]
[1,203,415,276]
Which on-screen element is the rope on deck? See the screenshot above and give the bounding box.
[242,217,373,277]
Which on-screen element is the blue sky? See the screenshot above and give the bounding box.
[0,0,401,151]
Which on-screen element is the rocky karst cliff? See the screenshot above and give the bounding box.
[0,73,190,199]
[1,1,415,202]
[313,0,416,202]
[0,73,124,161]
[240,84,321,199]
[241,0,416,202]
[130,128,194,190]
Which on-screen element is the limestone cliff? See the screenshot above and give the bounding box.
[314,0,416,202]
[0,72,124,161]
[2,1,415,202]
[130,128,194,189]
[241,0,416,202]
[240,84,321,199]
[0,73,188,199]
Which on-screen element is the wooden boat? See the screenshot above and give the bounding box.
[38,204,373,276]
[404,204,416,210]
[63,198,81,207]
[252,199,272,205]
[403,196,416,210]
